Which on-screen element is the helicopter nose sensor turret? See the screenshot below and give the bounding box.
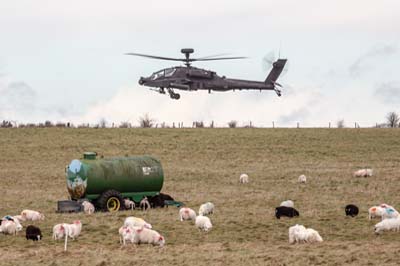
[138,77,145,85]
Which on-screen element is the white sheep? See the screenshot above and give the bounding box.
[298,175,307,183]
[288,224,306,244]
[280,200,294,208]
[288,224,323,244]
[199,202,214,216]
[131,227,165,247]
[1,216,23,232]
[239,174,249,184]
[179,207,197,221]
[354,168,373,177]
[195,215,213,232]
[124,199,136,210]
[21,209,45,221]
[124,217,152,229]
[0,220,17,235]
[368,206,387,220]
[81,201,95,214]
[53,224,65,240]
[381,207,399,220]
[374,217,400,234]
[119,225,138,245]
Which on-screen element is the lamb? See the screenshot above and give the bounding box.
[354,168,373,177]
[381,207,399,220]
[239,173,249,184]
[288,224,323,244]
[0,220,17,235]
[119,225,137,245]
[52,221,82,241]
[345,204,359,217]
[298,174,307,183]
[195,215,213,232]
[52,224,65,240]
[199,202,214,216]
[124,199,136,210]
[81,201,95,214]
[131,227,165,247]
[275,206,300,219]
[21,210,44,221]
[368,206,386,220]
[124,217,152,229]
[26,225,42,241]
[374,217,400,234]
[288,224,306,244]
[179,207,197,221]
[280,200,294,208]
[1,215,23,231]
[139,197,151,211]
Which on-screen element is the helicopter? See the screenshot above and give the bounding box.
[126,48,287,100]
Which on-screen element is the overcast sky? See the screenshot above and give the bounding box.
[0,0,399,127]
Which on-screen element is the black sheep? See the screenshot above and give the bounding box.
[25,225,42,241]
[345,204,359,217]
[275,206,300,219]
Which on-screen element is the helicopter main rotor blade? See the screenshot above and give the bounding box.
[196,53,230,60]
[194,56,247,62]
[125,53,185,62]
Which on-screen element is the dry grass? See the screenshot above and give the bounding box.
[1,128,400,265]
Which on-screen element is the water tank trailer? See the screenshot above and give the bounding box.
[65,152,164,212]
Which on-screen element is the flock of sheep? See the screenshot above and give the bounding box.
[1,167,396,250]
[241,168,397,244]
[0,201,216,251]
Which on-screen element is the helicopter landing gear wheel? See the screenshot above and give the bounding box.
[168,89,180,100]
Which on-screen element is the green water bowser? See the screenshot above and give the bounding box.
[65,152,164,211]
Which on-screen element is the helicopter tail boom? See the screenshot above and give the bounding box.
[265,59,287,85]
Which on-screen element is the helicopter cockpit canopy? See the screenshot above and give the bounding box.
[150,68,176,80]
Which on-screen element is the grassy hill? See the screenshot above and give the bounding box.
[0,128,399,265]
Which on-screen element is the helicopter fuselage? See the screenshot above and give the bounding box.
[139,66,277,99]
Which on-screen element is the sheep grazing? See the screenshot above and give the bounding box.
[368,206,385,220]
[81,201,95,214]
[26,225,42,241]
[280,200,294,208]
[298,175,307,183]
[139,197,151,211]
[199,202,215,216]
[179,207,197,221]
[1,215,23,232]
[0,220,17,235]
[288,224,323,244]
[124,199,136,210]
[345,204,359,217]
[353,168,373,177]
[275,206,300,219]
[195,215,213,232]
[124,217,152,229]
[374,217,400,234]
[131,227,165,247]
[21,210,44,221]
[239,173,249,184]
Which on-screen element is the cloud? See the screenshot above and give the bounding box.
[0,80,37,120]
[349,44,397,78]
[374,82,400,105]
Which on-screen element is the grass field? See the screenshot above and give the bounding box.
[1,128,400,266]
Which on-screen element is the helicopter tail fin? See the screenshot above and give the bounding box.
[265,59,287,84]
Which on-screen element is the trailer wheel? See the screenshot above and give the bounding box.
[97,190,124,212]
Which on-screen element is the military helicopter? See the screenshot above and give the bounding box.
[126,48,287,100]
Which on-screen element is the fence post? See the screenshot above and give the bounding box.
[272,121,275,128]
[297,122,299,128]
[329,122,331,128]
